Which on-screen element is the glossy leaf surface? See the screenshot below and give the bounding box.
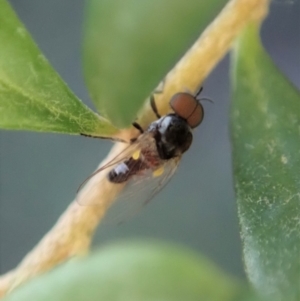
[3,241,263,301]
[231,23,300,301]
[0,0,118,137]
[83,0,226,127]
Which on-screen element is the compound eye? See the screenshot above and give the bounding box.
[187,103,203,128]
[170,92,204,128]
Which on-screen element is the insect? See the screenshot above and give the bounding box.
[77,87,206,221]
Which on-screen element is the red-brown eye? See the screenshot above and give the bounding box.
[170,92,204,128]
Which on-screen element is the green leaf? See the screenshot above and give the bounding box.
[83,0,227,127]
[3,241,263,301]
[230,23,300,301]
[0,0,118,137]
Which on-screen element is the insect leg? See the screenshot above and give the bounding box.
[80,133,126,143]
[132,122,144,134]
[150,94,161,119]
[149,78,166,119]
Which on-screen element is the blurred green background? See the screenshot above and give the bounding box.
[0,0,299,279]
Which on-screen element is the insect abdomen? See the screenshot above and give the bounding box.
[108,157,147,183]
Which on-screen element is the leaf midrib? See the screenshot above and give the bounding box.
[0,72,89,124]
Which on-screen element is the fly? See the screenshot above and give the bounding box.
[77,87,207,221]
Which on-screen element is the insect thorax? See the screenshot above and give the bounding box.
[148,114,193,160]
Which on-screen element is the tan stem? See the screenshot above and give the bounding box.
[137,0,269,128]
[0,0,269,297]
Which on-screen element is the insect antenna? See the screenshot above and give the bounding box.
[197,97,214,104]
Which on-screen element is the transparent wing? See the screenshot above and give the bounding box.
[76,133,180,223]
[103,156,180,224]
[76,139,143,206]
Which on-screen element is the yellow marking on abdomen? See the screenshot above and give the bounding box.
[153,166,164,177]
[132,150,141,160]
